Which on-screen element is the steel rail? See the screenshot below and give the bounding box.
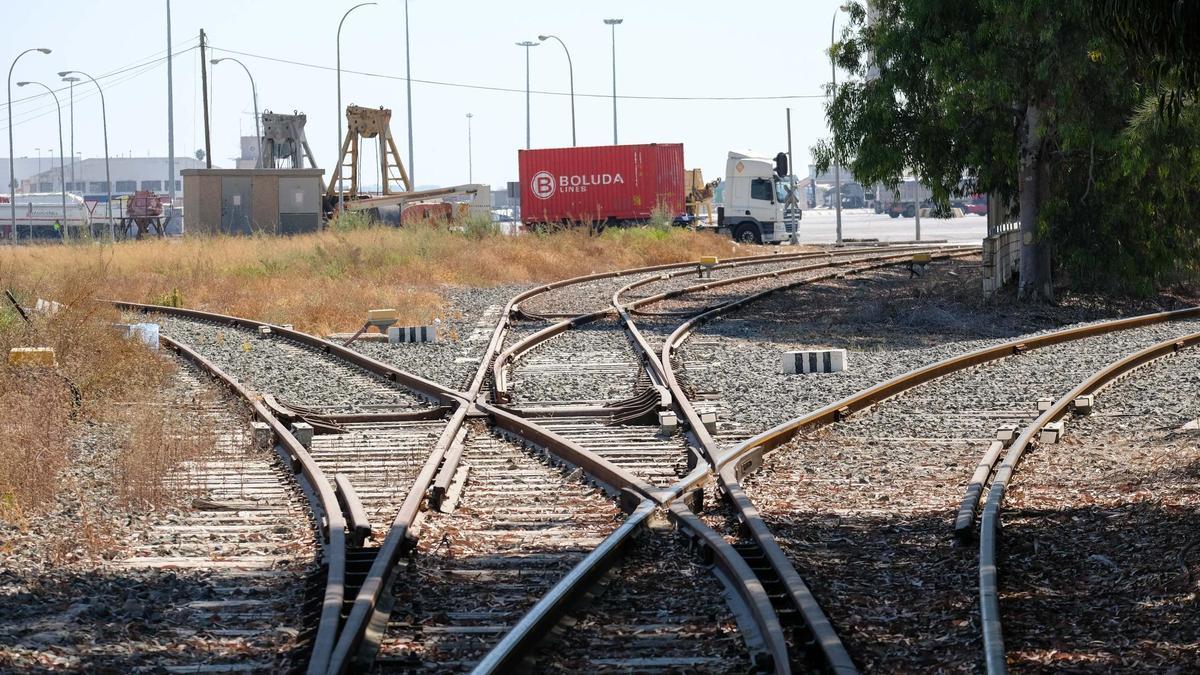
[491,246,932,402]
[157,334,345,675]
[324,251,792,672]
[475,399,797,673]
[112,301,466,407]
[977,329,1200,674]
[650,247,976,469]
[627,248,972,673]
[713,304,1200,478]
[471,501,657,674]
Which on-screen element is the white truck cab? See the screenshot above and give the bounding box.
[717,151,801,244]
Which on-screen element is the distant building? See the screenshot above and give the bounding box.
[0,157,47,193]
[17,156,210,195]
[236,136,260,169]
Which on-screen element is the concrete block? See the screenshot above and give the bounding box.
[782,349,848,374]
[1037,397,1053,412]
[8,347,56,367]
[290,422,314,449]
[995,424,1018,442]
[1073,394,1095,415]
[250,421,272,449]
[700,411,717,434]
[388,325,438,344]
[1039,421,1064,444]
[257,325,272,339]
[658,411,678,435]
[34,298,63,316]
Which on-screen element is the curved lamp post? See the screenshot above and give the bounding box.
[537,34,575,146]
[336,2,376,213]
[210,58,261,168]
[16,80,66,241]
[58,69,113,239]
[8,47,51,240]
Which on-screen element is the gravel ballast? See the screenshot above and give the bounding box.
[152,314,429,411]
[675,260,1200,440]
[0,363,316,672]
[997,347,1200,671]
[740,316,1200,671]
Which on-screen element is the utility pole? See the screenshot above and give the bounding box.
[913,178,921,241]
[200,29,212,168]
[516,41,539,150]
[831,7,846,244]
[63,76,78,190]
[166,0,176,216]
[603,19,623,144]
[787,107,798,244]
[404,0,414,185]
[465,112,473,183]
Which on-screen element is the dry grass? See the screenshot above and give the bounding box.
[0,277,177,519]
[0,224,751,334]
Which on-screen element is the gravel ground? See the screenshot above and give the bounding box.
[509,319,642,404]
[351,285,523,392]
[740,317,1200,671]
[676,260,1200,440]
[0,363,315,672]
[998,348,1200,672]
[530,529,749,673]
[151,314,429,412]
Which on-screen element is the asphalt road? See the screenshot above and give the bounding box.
[796,207,986,244]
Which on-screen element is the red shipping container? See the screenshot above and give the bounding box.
[518,143,685,225]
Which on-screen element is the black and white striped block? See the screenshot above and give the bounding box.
[388,325,438,344]
[781,349,847,374]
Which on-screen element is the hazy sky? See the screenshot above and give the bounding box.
[3,0,849,189]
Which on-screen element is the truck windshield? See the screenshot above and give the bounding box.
[775,179,796,203]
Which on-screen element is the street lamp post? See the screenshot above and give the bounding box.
[336,2,376,213]
[537,34,575,146]
[831,7,846,244]
[62,76,79,192]
[210,58,260,168]
[465,113,473,183]
[404,0,414,185]
[8,47,51,240]
[516,41,539,150]
[166,0,176,220]
[603,19,623,145]
[16,81,66,242]
[58,69,112,239]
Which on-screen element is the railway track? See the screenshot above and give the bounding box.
[696,298,1200,670]
[110,242,1200,674]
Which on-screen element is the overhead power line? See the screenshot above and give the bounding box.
[208,45,826,102]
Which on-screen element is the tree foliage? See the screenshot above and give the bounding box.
[815,0,1200,297]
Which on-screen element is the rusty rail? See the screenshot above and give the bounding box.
[713,305,1200,478]
[111,301,466,407]
[631,247,974,673]
[157,335,346,675]
[977,329,1200,674]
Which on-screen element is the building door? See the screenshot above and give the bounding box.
[221,176,252,234]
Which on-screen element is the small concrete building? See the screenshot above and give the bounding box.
[182,168,324,235]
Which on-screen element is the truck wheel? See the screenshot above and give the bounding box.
[904,205,916,218]
[889,212,900,219]
[733,223,762,244]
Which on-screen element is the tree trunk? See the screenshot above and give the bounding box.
[1018,102,1053,301]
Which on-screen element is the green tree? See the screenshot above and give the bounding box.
[815,0,1134,300]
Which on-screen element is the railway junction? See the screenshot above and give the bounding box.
[2,242,1197,674]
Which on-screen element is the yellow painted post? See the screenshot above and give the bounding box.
[8,347,57,367]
